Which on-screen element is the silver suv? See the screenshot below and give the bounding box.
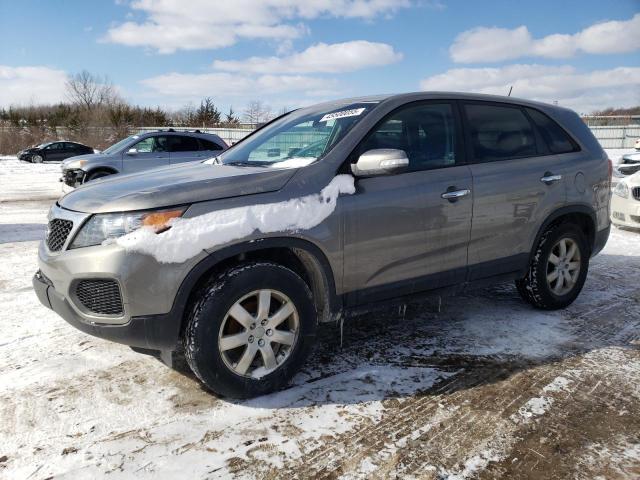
[60,129,227,186]
[34,93,611,398]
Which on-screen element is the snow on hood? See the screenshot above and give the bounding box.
[116,175,355,263]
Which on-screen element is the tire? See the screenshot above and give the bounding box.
[184,262,317,398]
[516,223,590,310]
[85,170,112,182]
[31,154,43,163]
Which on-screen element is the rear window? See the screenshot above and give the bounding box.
[465,104,537,162]
[526,108,578,154]
[199,138,224,151]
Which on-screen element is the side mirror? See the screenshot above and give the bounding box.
[126,148,138,155]
[351,149,409,177]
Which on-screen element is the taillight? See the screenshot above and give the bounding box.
[608,158,613,183]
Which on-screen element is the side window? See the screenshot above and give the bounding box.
[464,104,537,162]
[199,138,223,151]
[526,108,578,154]
[169,135,199,152]
[64,142,78,150]
[358,103,457,171]
[134,136,169,153]
[47,143,64,150]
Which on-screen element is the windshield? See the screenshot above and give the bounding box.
[218,102,378,167]
[102,135,137,155]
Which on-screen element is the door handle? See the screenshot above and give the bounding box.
[441,189,471,201]
[540,173,562,185]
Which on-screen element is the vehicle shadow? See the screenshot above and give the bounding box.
[0,223,46,244]
[166,250,639,408]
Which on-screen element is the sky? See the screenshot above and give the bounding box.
[0,0,638,115]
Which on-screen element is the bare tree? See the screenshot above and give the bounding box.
[65,70,119,110]
[243,100,272,125]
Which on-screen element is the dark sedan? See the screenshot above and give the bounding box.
[18,141,95,163]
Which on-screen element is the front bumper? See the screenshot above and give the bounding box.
[33,271,181,350]
[611,193,640,229]
[60,168,85,187]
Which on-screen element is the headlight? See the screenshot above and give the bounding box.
[69,207,186,248]
[613,181,629,199]
[64,159,87,170]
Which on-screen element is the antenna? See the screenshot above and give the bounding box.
[507,86,513,97]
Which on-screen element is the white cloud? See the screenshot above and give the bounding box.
[419,64,640,113]
[140,71,337,99]
[104,0,411,53]
[450,13,640,63]
[0,66,68,107]
[212,41,402,74]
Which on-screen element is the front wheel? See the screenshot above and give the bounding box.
[31,154,43,163]
[184,262,317,398]
[516,223,590,310]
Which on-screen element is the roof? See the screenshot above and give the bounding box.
[306,91,571,113]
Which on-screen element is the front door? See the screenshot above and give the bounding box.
[343,102,473,305]
[122,135,171,174]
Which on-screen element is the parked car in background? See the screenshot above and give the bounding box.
[616,150,640,176]
[60,129,228,187]
[611,172,640,229]
[19,141,95,163]
[35,93,610,398]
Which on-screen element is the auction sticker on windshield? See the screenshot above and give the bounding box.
[320,108,366,122]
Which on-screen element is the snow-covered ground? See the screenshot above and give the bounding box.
[0,154,639,479]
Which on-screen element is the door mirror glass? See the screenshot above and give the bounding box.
[351,149,409,177]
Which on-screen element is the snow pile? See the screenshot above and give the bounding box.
[117,174,355,263]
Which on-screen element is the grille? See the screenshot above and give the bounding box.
[46,219,73,251]
[75,279,124,316]
[632,187,640,201]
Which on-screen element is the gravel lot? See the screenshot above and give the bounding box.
[0,155,639,479]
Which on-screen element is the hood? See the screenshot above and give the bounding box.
[62,153,108,169]
[58,162,298,213]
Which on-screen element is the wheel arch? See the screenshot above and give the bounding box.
[85,166,119,178]
[173,237,341,340]
[530,205,597,262]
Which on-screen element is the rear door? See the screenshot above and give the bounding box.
[122,135,170,174]
[343,101,473,305]
[168,135,202,164]
[63,142,82,160]
[462,102,573,279]
[43,142,67,162]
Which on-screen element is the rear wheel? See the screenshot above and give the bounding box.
[516,223,589,310]
[184,262,317,398]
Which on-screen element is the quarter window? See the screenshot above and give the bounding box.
[357,103,457,171]
[199,138,224,151]
[526,108,578,154]
[464,104,537,162]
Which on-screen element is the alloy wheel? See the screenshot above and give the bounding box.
[546,237,581,296]
[218,289,300,379]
